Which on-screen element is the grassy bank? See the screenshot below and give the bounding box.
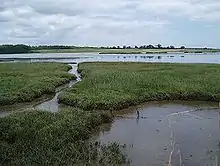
[59,62,220,110]
[0,109,127,165]
[0,63,76,106]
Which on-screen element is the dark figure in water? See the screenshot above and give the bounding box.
[137,110,140,119]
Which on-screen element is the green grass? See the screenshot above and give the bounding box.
[34,48,102,53]
[33,48,220,54]
[0,63,76,106]
[59,62,220,111]
[0,108,127,165]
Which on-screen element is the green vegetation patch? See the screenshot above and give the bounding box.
[0,45,32,54]
[59,62,220,110]
[0,109,127,165]
[0,63,76,106]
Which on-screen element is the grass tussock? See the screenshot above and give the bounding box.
[59,62,220,110]
[0,109,127,165]
[0,62,76,106]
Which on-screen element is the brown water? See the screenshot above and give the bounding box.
[92,101,220,166]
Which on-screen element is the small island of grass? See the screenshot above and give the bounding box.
[59,62,220,110]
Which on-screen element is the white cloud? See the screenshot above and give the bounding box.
[0,0,219,46]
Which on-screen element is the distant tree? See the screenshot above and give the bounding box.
[127,46,132,49]
[180,46,185,49]
[139,45,147,49]
[146,45,155,49]
[112,46,116,49]
[170,46,175,49]
[156,44,162,49]
[123,45,126,49]
[135,46,138,49]
[36,45,74,50]
[117,46,120,49]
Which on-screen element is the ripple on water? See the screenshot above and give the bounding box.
[92,101,220,166]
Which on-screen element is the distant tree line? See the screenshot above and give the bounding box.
[0,45,77,54]
[0,45,32,54]
[32,45,76,50]
[103,44,186,49]
[0,45,98,54]
[0,44,212,54]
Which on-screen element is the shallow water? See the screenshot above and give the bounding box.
[92,101,220,166]
[1,52,220,64]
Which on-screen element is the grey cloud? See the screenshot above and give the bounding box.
[0,0,219,47]
[30,3,83,16]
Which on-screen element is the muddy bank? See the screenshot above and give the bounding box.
[92,101,220,166]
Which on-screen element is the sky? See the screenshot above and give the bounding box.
[0,0,220,47]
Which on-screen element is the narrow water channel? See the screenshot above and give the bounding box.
[0,63,81,117]
[92,101,220,166]
[35,64,81,112]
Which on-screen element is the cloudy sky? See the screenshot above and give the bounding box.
[0,0,220,47]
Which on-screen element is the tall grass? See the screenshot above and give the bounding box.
[59,62,220,110]
[0,63,76,106]
[0,109,127,165]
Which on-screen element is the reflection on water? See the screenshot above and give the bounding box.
[92,101,220,166]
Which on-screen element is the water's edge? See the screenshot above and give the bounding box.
[0,63,81,117]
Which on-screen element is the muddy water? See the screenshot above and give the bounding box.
[92,101,220,166]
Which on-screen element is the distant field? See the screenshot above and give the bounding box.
[59,62,220,110]
[34,48,220,54]
[0,63,75,106]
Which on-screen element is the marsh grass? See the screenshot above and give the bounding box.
[0,62,76,106]
[0,108,127,165]
[59,62,220,110]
